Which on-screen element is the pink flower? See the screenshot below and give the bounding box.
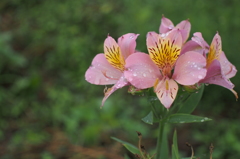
[159,16,191,43]
[85,33,139,106]
[199,33,238,98]
[125,29,207,108]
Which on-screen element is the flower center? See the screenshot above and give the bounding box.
[104,45,125,71]
[148,38,180,77]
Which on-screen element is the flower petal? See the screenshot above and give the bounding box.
[175,19,191,43]
[118,33,139,59]
[147,29,182,75]
[104,35,125,71]
[192,32,209,50]
[181,32,209,56]
[159,16,174,34]
[180,40,204,55]
[146,31,160,47]
[124,52,161,89]
[207,33,222,65]
[85,54,122,85]
[200,59,235,89]
[219,51,237,79]
[102,75,129,107]
[155,78,178,109]
[173,51,207,85]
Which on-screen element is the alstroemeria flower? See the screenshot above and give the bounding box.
[85,33,139,106]
[199,33,238,98]
[125,29,207,108]
[159,16,191,43]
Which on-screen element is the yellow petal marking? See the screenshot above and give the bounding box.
[148,37,181,76]
[104,45,125,71]
[207,37,222,67]
[165,80,169,90]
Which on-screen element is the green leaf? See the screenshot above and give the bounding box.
[159,125,169,159]
[111,137,140,154]
[173,130,179,158]
[142,111,153,125]
[178,85,204,114]
[171,130,180,159]
[167,114,212,124]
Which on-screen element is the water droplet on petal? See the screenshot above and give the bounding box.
[133,73,137,76]
[198,75,203,79]
[143,73,146,77]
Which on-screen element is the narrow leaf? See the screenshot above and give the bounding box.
[172,130,180,159]
[178,85,204,114]
[172,145,177,159]
[159,125,169,159]
[111,137,139,154]
[167,114,212,124]
[142,111,153,125]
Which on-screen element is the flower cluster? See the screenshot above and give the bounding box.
[85,16,237,109]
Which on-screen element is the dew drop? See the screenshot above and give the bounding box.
[198,75,203,79]
[133,73,137,76]
[143,73,146,77]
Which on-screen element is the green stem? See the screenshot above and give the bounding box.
[156,120,165,159]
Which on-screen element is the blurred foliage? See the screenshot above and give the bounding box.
[0,0,239,158]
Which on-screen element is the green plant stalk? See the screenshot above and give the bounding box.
[156,120,165,159]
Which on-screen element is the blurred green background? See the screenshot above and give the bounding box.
[0,0,239,159]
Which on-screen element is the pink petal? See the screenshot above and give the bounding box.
[147,29,182,57]
[180,32,210,56]
[208,33,222,63]
[173,51,207,85]
[159,16,174,34]
[180,40,204,55]
[104,35,119,52]
[219,51,237,79]
[175,19,191,43]
[102,75,129,107]
[146,31,160,48]
[200,59,235,89]
[147,29,182,74]
[165,29,183,48]
[104,35,125,71]
[118,33,139,59]
[124,52,161,89]
[192,32,209,49]
[155,78,178,109]
[85,54,122,85]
